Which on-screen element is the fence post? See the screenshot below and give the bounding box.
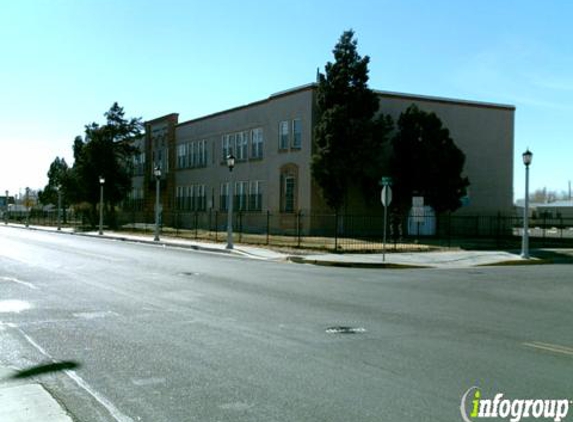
[195,212,199,240]
[215,211,218,242]
[238,211,243,243]
[296,211,302,248]
[334,211,339,252]
[496,212,501,248]
[543,214,547,246]
[447,212,452,248]
[266,210,270,245]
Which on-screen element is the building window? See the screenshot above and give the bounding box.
[249,181,263,211]
[279,121,289,150]
[197,184,206,211]
[284,177,295,213]
[220,183,229,211]
[176,186,184,211]
[189,141,197,167]
[221,135,235,163]
[133,150,146,176]
[235,181,248,211]
[188,185,195,211]
[280,164,298,213]
[197,140,207,167]
[292,119,302,149]
[236,131,248,161]
[251,128,263,159]
[177,144,187,169]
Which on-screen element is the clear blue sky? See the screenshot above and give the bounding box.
[1,0,571,201]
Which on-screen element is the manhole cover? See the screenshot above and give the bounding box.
[179,272,200,277]
[325,326,366,334]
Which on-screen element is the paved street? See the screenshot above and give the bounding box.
[0,226,572,422]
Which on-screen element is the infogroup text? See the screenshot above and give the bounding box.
[461,387,571,422]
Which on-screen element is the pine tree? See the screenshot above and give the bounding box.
[312,30,390,212]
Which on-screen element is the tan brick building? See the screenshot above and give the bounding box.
[127,83,514,233]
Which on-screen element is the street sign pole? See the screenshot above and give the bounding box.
[380,181,393,262]
[383,195,388,262]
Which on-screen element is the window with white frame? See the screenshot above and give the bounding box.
[177,144,187,169]
[222,135,232,161]
[220,183,229,211]
[279,120,289,150]
[235,181,248,211]
[292,118,302,149]
[280,164,298,213]
[197,140,207,166]
[197,184,206,210]
[187,185,195,211]
[284,176,295,213]
[176,186,185,211]
[236,131,248,161]
[251,128,263,159]
[249,180,263,211]
[187,141,195,168]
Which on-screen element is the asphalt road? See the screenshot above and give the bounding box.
[0,226,572,422]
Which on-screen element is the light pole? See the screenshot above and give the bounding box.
[99,176,105,235]
[56,184,62,231]
[154,166,161,242]
[521,149,533,259]
[4,190,8,225]
[226,154,235,249]
[25,187,30,228]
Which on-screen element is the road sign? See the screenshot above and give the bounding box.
[379,176,393,186]
[381,186,392,207]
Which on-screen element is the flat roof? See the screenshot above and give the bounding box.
[164,82,515,129]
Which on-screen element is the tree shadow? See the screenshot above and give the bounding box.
[8,361,80,380]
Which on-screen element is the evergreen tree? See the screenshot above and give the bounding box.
[70,103,142,227]
[312,30,391,212]
[391,104,470,214]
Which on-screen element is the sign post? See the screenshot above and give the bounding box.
[412,196,424,236]
[379,177,393,262]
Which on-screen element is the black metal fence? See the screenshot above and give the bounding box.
[116,210,573,252]
[4,208,573,252]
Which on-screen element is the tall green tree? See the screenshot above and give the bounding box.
[390,104,470,214]
[38,157,70,206]
[312,30,392,212]
[71,103,142,226]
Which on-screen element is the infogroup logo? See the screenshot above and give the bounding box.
[460,387,571,422]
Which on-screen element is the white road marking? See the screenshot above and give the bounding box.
[0,300,32,313]
[130,377,166,386]
[0,276,38,290]
[523,341,573,357]
[16,327,134,422]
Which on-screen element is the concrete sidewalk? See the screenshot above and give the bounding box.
[3,223,565,268]
[289,250,541,268]
[0,366,74,422]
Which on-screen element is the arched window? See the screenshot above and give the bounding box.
[280,164,298,213]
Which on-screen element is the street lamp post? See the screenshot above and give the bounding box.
[226,154,235,249]
[99,176,105,235]
[4,190,8,225]
[154,166,161,242]
[521,149,533,259]
[56,185,62,231]
[25,187,30,228]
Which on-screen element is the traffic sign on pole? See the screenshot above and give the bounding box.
[380,185,393,262]
[381,185,392,207]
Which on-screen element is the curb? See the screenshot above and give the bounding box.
[75,232,234,255]
[477,258,554,267]
[287,256,429,269]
